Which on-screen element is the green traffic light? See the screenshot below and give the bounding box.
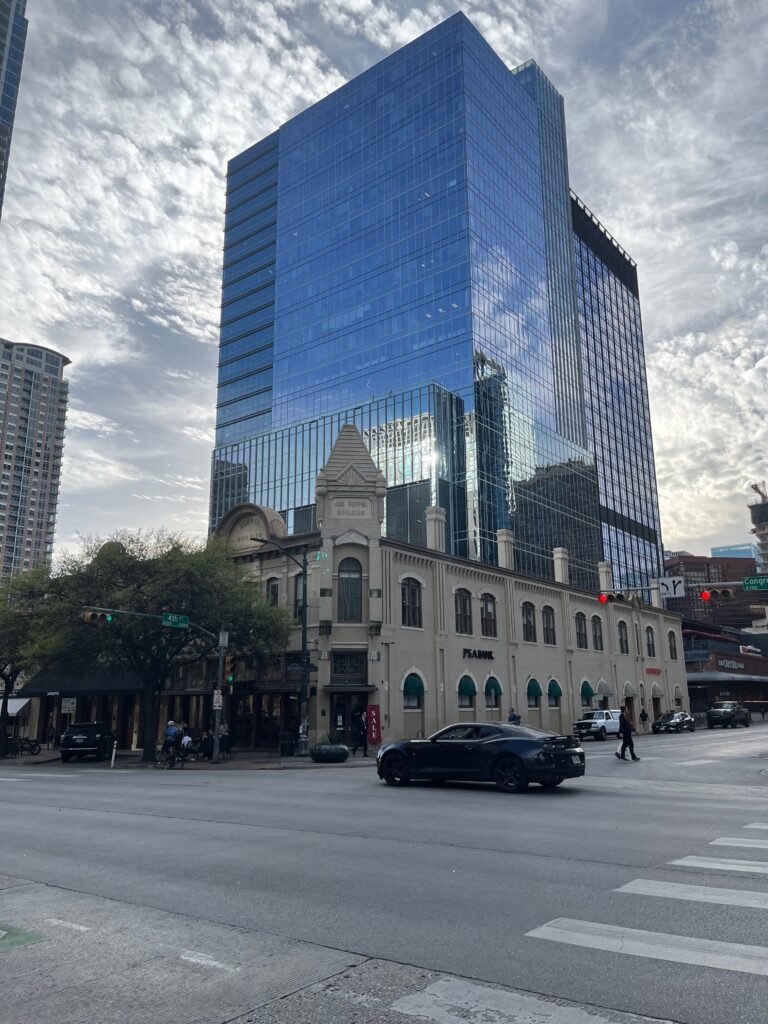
[106,613,113,622]
[227,674,234,683]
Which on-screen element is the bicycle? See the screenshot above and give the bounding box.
[154,744,183,769]
[19,737,41,756]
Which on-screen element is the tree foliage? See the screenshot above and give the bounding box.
[25,531,291,760]
[0,565,49,757]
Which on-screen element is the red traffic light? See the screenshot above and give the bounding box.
[598,594,608,604]
[700,590,711,601]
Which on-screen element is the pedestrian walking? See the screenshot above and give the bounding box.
[46,722,56,750]
[351,709,368,756]
[507,708,521,725]
[639,708,650,734]
[615,709,640,761]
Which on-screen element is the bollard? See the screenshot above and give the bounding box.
[110,740,117,769]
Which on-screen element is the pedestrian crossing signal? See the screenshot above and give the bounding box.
[83,611,114,624]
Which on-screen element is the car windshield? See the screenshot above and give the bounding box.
[660,714,675,721]
[67,723,101,733]
[579,712,601,720]
[711,703,734,710]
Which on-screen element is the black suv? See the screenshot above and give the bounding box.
[706,702,751,729]
[60,722,115,761]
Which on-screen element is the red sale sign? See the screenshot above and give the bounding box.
[367,704,381,745]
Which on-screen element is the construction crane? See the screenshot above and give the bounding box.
[751,481,768,501]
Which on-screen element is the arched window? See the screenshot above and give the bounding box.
[580,680,595,708]
[542,606,556,645]
[668,630,678,660]
[547,679,563,708]
[338,558,362,622]
[484,677,502,709]
[458,675,476,709]
[527,678,542,709]
[575,612,588,649]
[455,588,472,634]
[480,594,497,637]
[403,674,424,710]
[401,577,422,628]
[292,574,303,621]
[618,620,629,655]
[265,577,279,606]
[591,615,604,651]
[522,602,537,643]
[645,626,656,657]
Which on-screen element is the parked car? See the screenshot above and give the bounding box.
[60,722,115,762]
[572,709,622,741]
[376,722,585,793]
[706,702,751,729]
[652,711,695,734]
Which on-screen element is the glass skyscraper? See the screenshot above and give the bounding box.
[0,0,28,222]
[210,12,662,591]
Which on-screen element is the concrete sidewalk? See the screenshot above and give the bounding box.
[3,747,378,771]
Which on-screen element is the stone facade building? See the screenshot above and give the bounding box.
[218,427,688,748]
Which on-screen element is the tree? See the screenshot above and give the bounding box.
[0,566,49,758]
[26,531,292,761]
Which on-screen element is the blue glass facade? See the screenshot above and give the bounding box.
[0,0,27,222]
[571,194,663,589]
[211,12,662,592]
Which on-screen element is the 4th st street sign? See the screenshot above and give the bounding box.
[743,576,768,592]
[161,612,189,628]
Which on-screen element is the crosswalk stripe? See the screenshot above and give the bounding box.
[671,855,768,875]
[616,878,768,909]
[673,759,718,766]
[526,917,768,975]
[710,837,768,850]
[745,823,768,830]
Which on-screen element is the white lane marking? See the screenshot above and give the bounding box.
[588,754,659,760]
[0,772,81,779]
[391,976,669,1024]
[745,823,768,830]
[711,836,768,850]
[45,917,90,932]
[180,950,238,972]
[617,878,768,910]
[526,917,768,976]
[673,759,718,766]
[671,856,768,875]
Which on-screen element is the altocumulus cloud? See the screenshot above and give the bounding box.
[0,0,765,556]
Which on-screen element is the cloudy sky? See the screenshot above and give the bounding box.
[1,0,766,557]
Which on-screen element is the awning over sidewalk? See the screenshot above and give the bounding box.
[21,666,144,697]
[6,698,30,717]
[686,672,768,684]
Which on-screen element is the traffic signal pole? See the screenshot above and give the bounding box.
[213,628,226,763]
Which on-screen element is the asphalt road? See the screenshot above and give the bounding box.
[2,726,768,1024]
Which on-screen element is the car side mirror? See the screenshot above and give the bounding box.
[430,736,438,743]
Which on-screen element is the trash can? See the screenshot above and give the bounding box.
[280,732,295,757]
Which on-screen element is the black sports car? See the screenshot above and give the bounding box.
[652,711,695,734]
[376,722,585,793]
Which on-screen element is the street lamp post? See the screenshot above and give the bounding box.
[252,537,310,755]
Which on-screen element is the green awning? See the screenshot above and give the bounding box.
[458,675,477,697]
[548,680,563,699]
[527,679,543,698]
[581,681,595,699]
[484,677,502,697]
[403,674,424,697]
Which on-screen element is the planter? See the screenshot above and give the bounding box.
[309,744,350,763]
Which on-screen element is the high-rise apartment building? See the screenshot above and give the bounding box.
[210,12,662,591]
[711,543,760,562]
[0,339,69,577]
[0,0,28,222]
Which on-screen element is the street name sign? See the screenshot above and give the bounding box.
[162,612,189,628]
[743,576,768,591]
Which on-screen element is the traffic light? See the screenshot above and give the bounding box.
[224,655,235,684]
[83,611,114,624]
[598,592,628,604]
[699,588,734,601]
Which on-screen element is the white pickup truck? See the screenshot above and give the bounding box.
[572,709,622,741]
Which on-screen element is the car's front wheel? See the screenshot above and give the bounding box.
[744,717,751,727]
[381,754,410,787]
[598,726,607,740]
[707,722,714,729]
[61,752,71,763]
[539,776,565,789]
[493,757,529,793]
[690,722,696,732]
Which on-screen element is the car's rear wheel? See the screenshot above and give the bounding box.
[707,722,714,729]
[381,754,410,787]
[539,776,565,789]
[61,753,71,763]
[493,757,529,793]
[76,753,84,760]
[690,722,696,732]
[744,717,751,727]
